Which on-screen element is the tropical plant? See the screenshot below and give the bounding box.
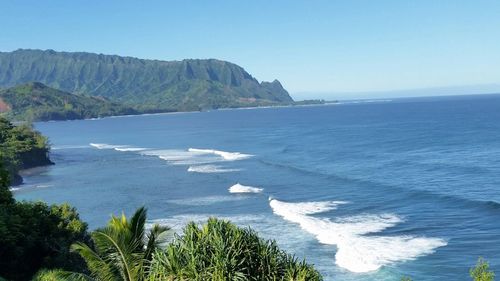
[470,257,495,281]
[147,218,322,281]
[0,200,89,281]
[38,207,169,281]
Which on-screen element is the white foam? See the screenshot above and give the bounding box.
[90,145,252,167]
[269,199,447,273]
[188,148,253,161]
[142,149,218,165]
[270,198,346,216]
[90,143,148,152]
[89,143,127,150]
[188,165,241,173]
[229,183,263,193]
[8,187,21,192]
[335,235,447,273]
[114,147,148,152]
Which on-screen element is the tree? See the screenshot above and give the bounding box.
[148,218,322,281]
[470,258,495,281]
[0,117,52,185]
[0,201,89,281]
[0,161,13,204]
[41,207,168,281]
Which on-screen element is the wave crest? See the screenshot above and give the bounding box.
[269,199,446,273]
[188,148,253,161]
[229,183,263,193]
[90,143,147,152]
[188,165,241,173]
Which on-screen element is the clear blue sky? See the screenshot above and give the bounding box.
[1,0,499,99]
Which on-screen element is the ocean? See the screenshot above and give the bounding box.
[14,94,500,280]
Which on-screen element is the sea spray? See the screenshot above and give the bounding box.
[188,165,241,173]
[229,183,263,193]
[269,199,446,273]
[188,148,253,161]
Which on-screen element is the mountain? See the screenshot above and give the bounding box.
[0,49,293,112]
[0,82,136,121]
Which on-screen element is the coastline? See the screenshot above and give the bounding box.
[40,101,333,123]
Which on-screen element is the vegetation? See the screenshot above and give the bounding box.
[401,257,496,281]
[37,211,321,281]
[0,163,90,281]
[0,117,52,185]
[0,82,137,121]
[470,258,495,281]
[68,207,168,281]
[149,218,322,280]
[0,49,294,113]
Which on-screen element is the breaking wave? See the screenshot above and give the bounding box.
[114,147,148,152]
[188,165,241,173]
[141,149,219,165]
[228,183,263,193]
[90,143,126,149]
[90,144,253,168]
[188,148,253,161]
[90,143,147,152]
[269,199,446,273]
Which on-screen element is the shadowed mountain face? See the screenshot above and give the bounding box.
[0,49,293,111]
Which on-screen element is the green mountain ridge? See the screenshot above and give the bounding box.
[0,49,293,112]
[0,82,137,121]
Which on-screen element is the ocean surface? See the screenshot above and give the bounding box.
[14,94,500,280]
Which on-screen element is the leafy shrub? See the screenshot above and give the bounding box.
[148,218,322,281]
[470,258,495,281]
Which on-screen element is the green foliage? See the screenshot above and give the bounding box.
[0,116,52,184]
[1,150,89,280]
[0,161,13,204]
[0,49,293,114]
[0,82,137,122]
[33,269,91,281]
[148,218,322,281]
[0,201,90,281]
[68,207,168,281]
[470,258,495,281]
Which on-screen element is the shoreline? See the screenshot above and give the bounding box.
[10,162,54,187]
[39,101,331,123]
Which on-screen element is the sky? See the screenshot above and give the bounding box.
[1,0,500,99]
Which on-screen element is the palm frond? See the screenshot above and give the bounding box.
[33,269,95,281]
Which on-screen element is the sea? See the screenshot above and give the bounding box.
[14,94,500,280]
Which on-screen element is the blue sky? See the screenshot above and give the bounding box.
[1,0,499,99]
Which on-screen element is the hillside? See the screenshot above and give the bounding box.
[0,49,294,111]
[0,117,53,185]
[0,82,137,121]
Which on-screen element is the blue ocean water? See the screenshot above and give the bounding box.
[15,94,500,280]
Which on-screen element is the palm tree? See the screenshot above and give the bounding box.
[36,207,168,281]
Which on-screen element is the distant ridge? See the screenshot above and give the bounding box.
[0,49,293,112]
[0,82,136,121]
